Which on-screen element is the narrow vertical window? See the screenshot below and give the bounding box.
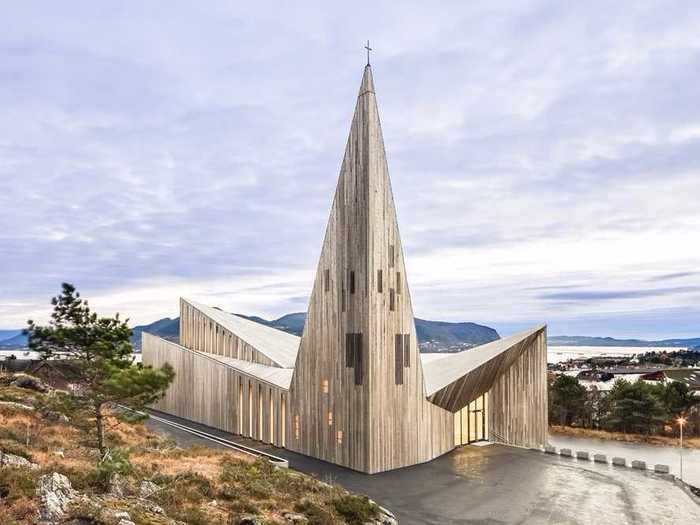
[389,288,395,311]
[349,270,356,294]
[337,430,343,444]
[377,269,383,293]
[341,287,346,312]
[294,415,300,440]
[395,334,404,385]
[389,244,395,267]
[269,389,274,443]
[238,379,243,435]
[258,385,263,439]
[322,379,329,393]
[281,394,286,447]
[248,381,253,437]
[324,269,330,292]
[328,411,333,426]
[345,333,354,367]
[404,334,411,367]
[354,333,363,385]
[396,272,402,294]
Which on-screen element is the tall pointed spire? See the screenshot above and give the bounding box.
[287,65,453,473]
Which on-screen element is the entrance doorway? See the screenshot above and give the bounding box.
[453,393,488,445]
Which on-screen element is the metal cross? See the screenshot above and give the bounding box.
[364,40,372,65]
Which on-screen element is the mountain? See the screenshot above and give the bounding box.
[0,332,28,348]
[0,329,22,342]
[415,318,499,351]
[549,335,700,349]
[130,312,500,352]
[130,317,179,349]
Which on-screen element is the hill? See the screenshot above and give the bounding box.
[0,332,28,348]
[549,335,700,349]
[130,312,500,352]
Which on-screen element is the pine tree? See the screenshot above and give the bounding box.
[26,283,175,456]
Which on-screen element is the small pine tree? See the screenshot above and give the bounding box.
[26,283,175,456]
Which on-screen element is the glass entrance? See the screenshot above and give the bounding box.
[453,393,488,446]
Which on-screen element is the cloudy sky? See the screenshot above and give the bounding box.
[1,2,699,339]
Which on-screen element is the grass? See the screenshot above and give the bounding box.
[549,424,700,449]
[0,373,382,524]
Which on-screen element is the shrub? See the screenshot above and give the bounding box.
[294,499,335,525]
[332,494,379,525]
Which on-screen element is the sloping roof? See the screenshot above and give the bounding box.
[183,298,300,368]
[204,352,294,389]
[422,326,546,397]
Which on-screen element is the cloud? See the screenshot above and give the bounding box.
[1,1,700,340]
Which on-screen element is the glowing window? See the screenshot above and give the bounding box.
[337,430,343,444]
[322,379,329,393]
[328,411,333,426]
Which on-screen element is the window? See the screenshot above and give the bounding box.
[258,385,263,439]
[322,379,329,394]
[281,395,286,447]
[294,415,300,440]
[354,334,363,385]
[389,244,395,267]
[328,411,333,426]
[324,269,330,292]
[238,380,243,435]
[337,430,343,444]
[396,272,401,294]
[395,334,404,385]
[345,333,354,367]
[349,270,356,294]
[248,381,253,437]
[377,269,383,293]
[403,334,411,367]
[341,287,346,312]
[389,288,395,311]
[345,333,363,384]
[269,389,274,443]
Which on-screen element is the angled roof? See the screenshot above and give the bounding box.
[422,325,546,398]
[205,352,294,389]
[183,298,300,368]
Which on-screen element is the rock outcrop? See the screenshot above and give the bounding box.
[36,472,77,523]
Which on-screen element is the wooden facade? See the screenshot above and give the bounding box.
[143,333,288,447]
[141,64,548,475]
[286,65,454,474]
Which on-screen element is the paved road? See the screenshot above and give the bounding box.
[146,414,700,525]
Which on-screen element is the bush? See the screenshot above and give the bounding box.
[332,494,379,525]
[294,499,335,525]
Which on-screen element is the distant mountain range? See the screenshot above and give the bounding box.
[128,313,500,353]
[3,316,699,353]
[548,335,700,349]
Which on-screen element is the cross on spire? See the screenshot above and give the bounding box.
[364,40,372,66]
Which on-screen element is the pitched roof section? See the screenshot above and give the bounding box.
[422,325,546,397]
[182,298,300,368]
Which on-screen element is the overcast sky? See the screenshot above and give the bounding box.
[1,2,699,339]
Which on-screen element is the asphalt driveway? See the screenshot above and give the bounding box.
[146,413,700,525]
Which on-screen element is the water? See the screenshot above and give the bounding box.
[547,345,686,364]
[549,433,700,487]
[0,350,142,363]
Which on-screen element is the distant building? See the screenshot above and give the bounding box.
[143,64,548,474]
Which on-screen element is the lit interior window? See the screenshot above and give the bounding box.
[328,411,333,426]
[337,430,343,444]
[322,379,329,393]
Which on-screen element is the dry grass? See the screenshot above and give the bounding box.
[550,425,700,449]
[0,377,380,525]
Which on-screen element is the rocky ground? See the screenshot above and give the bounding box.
[0,372,396,525]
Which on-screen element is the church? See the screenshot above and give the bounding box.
[143,63,547,474]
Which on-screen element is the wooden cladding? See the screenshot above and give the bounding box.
[179,299,279,367]
[143,334,287,447]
